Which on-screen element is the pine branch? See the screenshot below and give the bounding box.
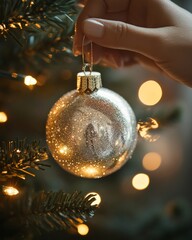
[0,139,50,180]
[0,0,77,43]
[0,0,79,73]
[29,191,97,231]
[1,191,98,238]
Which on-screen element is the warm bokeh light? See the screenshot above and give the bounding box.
[24,75,37,86]
[143,152,162,171]
[3,186,19,196]
[85,192,101,206]
[132,173,150,190]
[0,112,7,123]
[138,80,162,106]
[77,224,89,236]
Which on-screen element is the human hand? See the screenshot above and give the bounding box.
[73,0,192,87]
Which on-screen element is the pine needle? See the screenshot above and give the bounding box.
[1,190,98,238]
[0,139,50,180]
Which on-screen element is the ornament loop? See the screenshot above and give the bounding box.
[82,35,93,75]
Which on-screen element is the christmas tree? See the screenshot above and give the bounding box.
[1,0,192,239]
[0,1,98,239]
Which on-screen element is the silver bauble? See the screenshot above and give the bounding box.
[46,72,137,178]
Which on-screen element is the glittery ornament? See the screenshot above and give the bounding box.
[46,71,137,178]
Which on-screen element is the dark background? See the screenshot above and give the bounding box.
[0,0,192,239]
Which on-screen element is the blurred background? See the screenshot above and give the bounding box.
[0,0,192,239]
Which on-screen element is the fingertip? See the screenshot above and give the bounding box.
[73,27,83,56]
[83,18,104,38]
[73,48,81,57]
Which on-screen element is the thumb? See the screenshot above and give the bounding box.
[83,18,163,61]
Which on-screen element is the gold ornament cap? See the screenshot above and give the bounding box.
[77,71,102,94]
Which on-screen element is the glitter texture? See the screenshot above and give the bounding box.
[46,83,137,178]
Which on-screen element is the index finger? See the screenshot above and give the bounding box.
[73,0,130,55]
[73,0,106,55]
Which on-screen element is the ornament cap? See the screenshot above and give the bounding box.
[77,71,102,94]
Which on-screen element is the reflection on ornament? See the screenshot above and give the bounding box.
[81,166,101,178]
[46,71,137,178]
[59,145,70,155]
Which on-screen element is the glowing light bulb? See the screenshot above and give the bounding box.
[3,186,19,196]
[142,152,162,171]
[85,192,101,206]
[0,112,7,123]
[132,173,150,190]
[24,75,37,86]
[77,224,89,235]
[138,80,162,106]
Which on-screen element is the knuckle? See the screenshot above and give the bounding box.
[111,22,129,47]
[115,22,128,39]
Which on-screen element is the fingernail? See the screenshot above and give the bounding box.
[84,19,104,38]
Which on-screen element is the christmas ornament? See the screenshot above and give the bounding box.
[46,71,137,178]
[47,38,137,178]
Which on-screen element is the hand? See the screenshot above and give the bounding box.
[73,0,192,87]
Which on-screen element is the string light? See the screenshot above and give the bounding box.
[138,80,162,106]
[3,186,19,196]
[85,192,101,206]
[24,75,37,86]
[142,152,162,171]
[132,173,150,190]
[81,166,101,178]
[0,70,37,86]
[77,224,89,236]
[0,112,7,123]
